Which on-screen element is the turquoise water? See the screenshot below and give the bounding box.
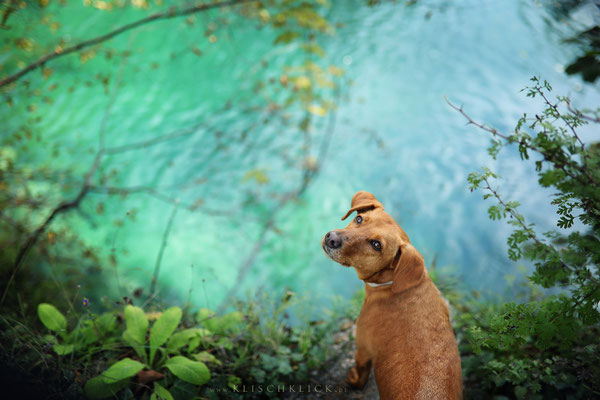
[3,0,599,309]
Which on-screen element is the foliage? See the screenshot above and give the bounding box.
[564,25,600,83]
[15,289,355,399]
[455,77,600,399]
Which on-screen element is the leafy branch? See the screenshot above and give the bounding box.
[449,77,600,331]
[0,0,255,88]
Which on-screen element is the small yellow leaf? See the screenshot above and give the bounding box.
[48,232,56,245]
[243,169,269,185]
[302,43,325,57]
[328,65,345,76]
[146,312,162,321]
[294,76,311,90]
[259,9,270,22]
[307,104,327,117]
[15,38,34,52]
[42,67,53,79]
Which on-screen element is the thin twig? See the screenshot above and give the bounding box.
[566,101,600,124]
[218,87,342,311]
[0,0,255,88]
[0,44,129,305]
[444,96,598,186]
[480,175,573,273]
[149,201,179,298]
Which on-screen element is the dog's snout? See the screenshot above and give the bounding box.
[325,231,342,249]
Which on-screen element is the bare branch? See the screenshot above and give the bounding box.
[219,88,342,311]
[566,101,600,124]
[445,96,599,186]
[149,201,179,297]
[0,47,130,305]
[0,0,255,88]
[444,96,511,140]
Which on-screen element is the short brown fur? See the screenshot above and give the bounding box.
[322,191,462,400]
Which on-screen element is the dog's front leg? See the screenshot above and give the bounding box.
[347,348,372,389]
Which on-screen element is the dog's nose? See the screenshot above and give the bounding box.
[325,231,342,249]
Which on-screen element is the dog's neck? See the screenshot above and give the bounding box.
[363,267,394,288]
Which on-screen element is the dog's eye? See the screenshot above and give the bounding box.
[355,216,363,224]
[371,240,382,251]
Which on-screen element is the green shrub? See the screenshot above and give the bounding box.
[447,77,600,399]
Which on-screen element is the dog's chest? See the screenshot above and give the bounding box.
[356,293,408,353]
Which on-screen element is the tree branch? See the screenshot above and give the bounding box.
[566,101,600,124]
[0,0,255,88]
[149,201,179,297]
[218,87,342,311]
[444,96,598,186]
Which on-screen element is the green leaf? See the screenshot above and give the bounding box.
[193,351,221,366]
[122,330,146,360]
[227,375,241,390]
[149,307,182,365]
[199,310,243,334]
[124,305,148,345]
[164,356,210,385]
[166,328,203,352]
[53,343,74,355]
[101,358,145,384]
[37,303,67,333]
[153,382,174,400]
[84,376,126,399]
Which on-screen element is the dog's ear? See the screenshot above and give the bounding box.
[391,244,426,293]
[341,191,384,220]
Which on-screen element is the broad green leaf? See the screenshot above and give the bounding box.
[164,356,210,385]
[153,382,174,400]
[53,343,74,355]
[149,307,182,365]
[219,311,244,331]
[210,312,244,334]
[101,358,145,384]
[194,351,221,366]
[124,305,148,345]
[167,328,203,352]
[188,336,201,353]
[227,375,241,390]
[43,334,57,344]
[84,376,126,399]
[196,308,215,324]
[96,312,117,335]
[122,330,146,360]
[38,303,66,333]
[198,309,243,334]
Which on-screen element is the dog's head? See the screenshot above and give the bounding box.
[322,191,425,293]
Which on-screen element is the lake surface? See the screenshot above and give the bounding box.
[3,0,599,310]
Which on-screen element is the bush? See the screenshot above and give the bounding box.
[446,77,600,399]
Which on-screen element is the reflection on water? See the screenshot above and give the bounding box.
[2,0,599,309]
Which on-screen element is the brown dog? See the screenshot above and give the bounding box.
[322,191,462,399]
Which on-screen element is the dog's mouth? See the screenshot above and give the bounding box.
[322,243,351,267]
[322,243,332,257]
